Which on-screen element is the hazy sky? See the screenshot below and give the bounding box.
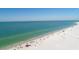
[0,8,79,21]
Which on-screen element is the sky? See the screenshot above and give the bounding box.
[0,8,79,21]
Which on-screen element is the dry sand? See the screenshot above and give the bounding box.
[9,22,79,50]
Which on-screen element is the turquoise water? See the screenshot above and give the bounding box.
[0,21,76,48]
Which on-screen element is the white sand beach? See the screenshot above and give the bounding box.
[9,22,79,50]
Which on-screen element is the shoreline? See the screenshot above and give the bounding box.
[6,23,76,50]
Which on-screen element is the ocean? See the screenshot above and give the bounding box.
[0,21,76,49]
